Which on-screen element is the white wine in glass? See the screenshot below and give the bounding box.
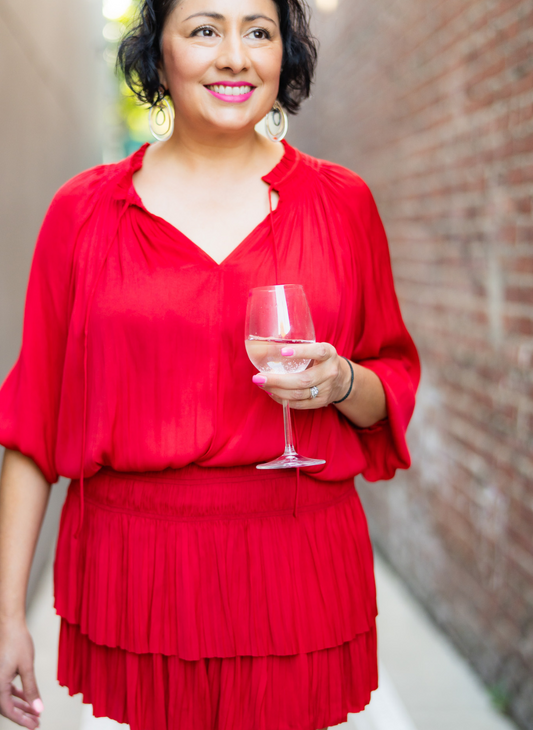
[245,284,326,469]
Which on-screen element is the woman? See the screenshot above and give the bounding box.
[0,0,420,728]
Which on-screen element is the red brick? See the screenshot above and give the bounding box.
[506,315,533,336]
[507,286,533,305]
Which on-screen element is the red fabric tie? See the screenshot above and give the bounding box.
[74,200,130,540]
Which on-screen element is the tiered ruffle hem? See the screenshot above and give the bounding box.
[54,465,378,730]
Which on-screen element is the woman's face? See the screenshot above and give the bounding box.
[159,0,283,135]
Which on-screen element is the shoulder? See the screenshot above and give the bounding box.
[46,156,131,224]
[292,148,390,263]
[33,154,134,272]
[294,149,376,218]
[297,150,373,199]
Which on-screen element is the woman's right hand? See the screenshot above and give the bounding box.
[0,450,51,730]
[0,619,42,728]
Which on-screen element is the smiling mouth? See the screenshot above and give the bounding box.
[205,84,256,96]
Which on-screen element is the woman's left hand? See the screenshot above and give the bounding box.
[252,343,351,409]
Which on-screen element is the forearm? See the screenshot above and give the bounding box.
[0,450,51,622]
[332,358,387,428]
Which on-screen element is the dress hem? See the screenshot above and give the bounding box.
[58,618,379,730]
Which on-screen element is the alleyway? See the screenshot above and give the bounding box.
[0,547,517,730]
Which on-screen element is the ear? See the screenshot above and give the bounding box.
[157,33,169,90]
[158,62,168,91]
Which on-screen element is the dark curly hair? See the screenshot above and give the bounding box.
[117,0,318,114]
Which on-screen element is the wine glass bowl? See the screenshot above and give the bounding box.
[245,339,312,374]
[245,284,326,469]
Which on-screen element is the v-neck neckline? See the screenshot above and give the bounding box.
[126,139,299,268]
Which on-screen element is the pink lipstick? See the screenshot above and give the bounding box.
[204,81,256,103]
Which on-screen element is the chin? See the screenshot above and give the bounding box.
[204,112,257,133]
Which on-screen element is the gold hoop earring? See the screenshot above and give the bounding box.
[148,89,175,142]
[265,100,288,143]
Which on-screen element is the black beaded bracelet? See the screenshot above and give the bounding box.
[333,357,354,404]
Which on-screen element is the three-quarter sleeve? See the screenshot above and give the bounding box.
[0,187,76,484]
[351,184,421,481]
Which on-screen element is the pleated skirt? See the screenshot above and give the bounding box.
[53,464,378,730]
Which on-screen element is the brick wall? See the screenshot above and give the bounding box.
[290,1,533,726]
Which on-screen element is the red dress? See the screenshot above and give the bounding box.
[0,140,420,730]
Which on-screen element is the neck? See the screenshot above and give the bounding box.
[149,118,282,180]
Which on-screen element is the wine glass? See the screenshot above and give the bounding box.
[245,284,326,469]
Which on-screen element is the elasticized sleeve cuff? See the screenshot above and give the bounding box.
[354,358,417,481]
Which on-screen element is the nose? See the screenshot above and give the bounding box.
[215,28,251,74]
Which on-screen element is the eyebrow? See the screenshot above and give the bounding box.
[184,11,277,24]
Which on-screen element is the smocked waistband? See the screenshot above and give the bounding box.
[72,463,356,521]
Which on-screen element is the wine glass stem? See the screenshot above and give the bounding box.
[282,400,298,456]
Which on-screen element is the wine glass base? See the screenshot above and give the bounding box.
[256,454,326,470]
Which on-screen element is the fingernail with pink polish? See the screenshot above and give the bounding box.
[266,392,273,396]
[281,347,294,356]
[252,374,267,384]
[32,699,44,714]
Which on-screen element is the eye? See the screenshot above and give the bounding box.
[249,28,271,40]
[191,25,217,38]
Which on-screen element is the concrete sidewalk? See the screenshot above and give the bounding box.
[349,557,517,730]
[0,548,519,730]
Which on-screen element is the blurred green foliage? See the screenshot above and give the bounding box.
[488,683,512,715]
[103,0,153,156]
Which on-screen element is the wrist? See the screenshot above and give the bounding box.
[0,610,27,627]
[332,357,354,405]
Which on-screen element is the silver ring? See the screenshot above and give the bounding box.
[310,386,319,399]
